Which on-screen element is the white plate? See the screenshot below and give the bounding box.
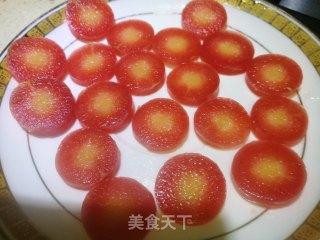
[0,0,320,239]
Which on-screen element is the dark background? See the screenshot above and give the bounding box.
[265,0,320,37]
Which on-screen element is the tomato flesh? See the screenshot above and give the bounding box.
[132,98,189,152]
[7,37,67,83]
[68,43,116,86]
[55,128,120,190]
[182,0,227,39]
[66,0,115,41]
[201,30,254,75]
[155,153,226,225]
[194,97,251,149]
[152,28,201,68]
[251,96,308,146]
[115,51,165,95]
[107,19,155,56]
[10,79,75,137]
[246,54,303,97]
[167,61,220,106]
[76,81,134,133]
[82,177,156,240]
[232,140,307,208]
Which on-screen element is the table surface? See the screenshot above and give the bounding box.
[0,0,65,51]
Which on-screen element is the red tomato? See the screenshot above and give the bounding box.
[167,61,220,106]
[201,30,254,75]
[132,98,189,152]
[231,141,307,208]
[68,43,116,86]
[55,128,120,190]
[182,0,227,39]
[107,19,155,56]
[66,0,115,41]
[9,79,75,137]
[115,51,165,95]
[82,177,156,240]
[76,81,134,133]
[250,96,308,146]
[7,37,67,83]
[155,153,226,225]
[152,28,201,68]
[194,97,251,149]
[246,54,303,97]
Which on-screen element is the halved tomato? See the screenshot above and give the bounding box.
[82,177,156,240]
[250,96,308,146]
[132,98,189,152]
[167,61,219,106]
[68,43,116,86]
[246,54,303,97]
[7,37,67,83]
[231,140,307,208]
[182,0,227,39]
[152,28,201,68]
[115,51,165,95]
[66,0,115,41]
[155,153,226,225]
[107,19,155,56]
[55,128,120,190]
[10,79,75,137]
[194,97,251,149]
[201,30,254,75]
[76,81,134,133]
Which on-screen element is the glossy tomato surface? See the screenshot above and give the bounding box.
[250,96,308,146]
[152,28,201,68]
[132,98,189,152]
[76,81,134,133]
[10,79,75,137]
[246,54,303,97]
[68,43,116,86]
[107,19,154,56]
[194,97,251,149]
[232,141,307,208]
[155,153,226,225]
[201,30,254,75]
[82,177,156,240]
[115,51,165,95]
[182,0,227,39]
[66,0,115,41]
[7,37,67,83]
[167,61,219,106]
[55,128,120,190]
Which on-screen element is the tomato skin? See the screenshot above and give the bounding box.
[115,51,165,96]
[55,128,120,190]
[107,20,155,56]
[7,37,67,83]
[201,30,254,75]
[246,54,303,97]
[66,0,115,41]
[231,141,307,208]
[9,79,75,137]
[68,43,117,86]
[152,28,201,68]
[182,0,227,39]
[250,96,308,146]
[132,98,189,152]
[194,97,251,149]
[76,81,134,133]
[82,177,156,240]
[155,153,226,225]
[167,61,220,106]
